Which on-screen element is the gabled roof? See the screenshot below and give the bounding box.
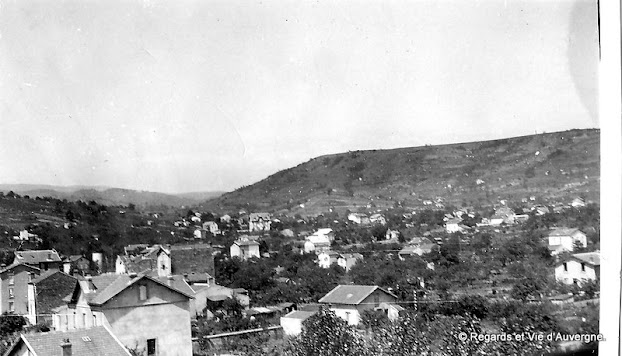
[549,228,583,237]
[29,271,78,316]
[6,326,130,356]
[318,285,397,305]
[570,252,600,266]
[14,250,62,264]
[0,262,40,275]
[71,273,193,307]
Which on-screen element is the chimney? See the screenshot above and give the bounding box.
[60,338,72,356]
[167,275,174,286]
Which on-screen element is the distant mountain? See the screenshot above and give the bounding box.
[0,184,224,208]
[202,129,599,216]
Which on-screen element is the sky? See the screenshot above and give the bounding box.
[0,0,599,193]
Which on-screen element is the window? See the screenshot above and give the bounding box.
[147,338,157,356]
[139,285,148,301]
[581,263,586,272]
[8,273,14,286]
[373,294,380,307]
[82,313,86,326]
[93,314,97,326]
[8,302,14,312]
[8,288,14,298]
[563,263,568,272]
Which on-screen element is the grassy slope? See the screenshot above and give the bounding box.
[203,129,599,215]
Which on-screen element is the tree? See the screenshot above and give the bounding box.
[287,307,370,356]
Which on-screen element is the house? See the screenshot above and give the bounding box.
[248,213,271,232]
[398,238,436,259]
[444,218,464,233]
[533,205,550,216]
[27,270,78,326]
[548,228,587,255]
[13,230,39,241]
[4,325,131,356]
[385,229,400,240]
[337,253,363,272]
[200,284,250,318]
[303,234,331,254]
[220,214,232,223]
[280,310,315,336]
[14,250,62,271]
[555,252,600,286]
[317,251,340,269]
[53,273,194,356]
[0,263,40,315]
[311,228,335,242]
[170,244,215,286]
[202,221,220,235]
[63,255,91,275]
[347,213,370,225]
[230,239,260,260]
[116,245,171,277]
[318,285,399,325]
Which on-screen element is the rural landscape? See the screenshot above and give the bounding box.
[0,129,601,355]
[0,0,603,354]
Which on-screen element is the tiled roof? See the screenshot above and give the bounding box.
[571,252,600,266]
[14,250,62,263]
[87,274,193,306]
[170,244,215,277]
[30,271,77,315]
[183,272,213,284]
[117,255,156,274]
[549,228,582,236]
[0,262,39,275]
[154,275,195,296]
[318,285,397,305]
[14,326,130,356]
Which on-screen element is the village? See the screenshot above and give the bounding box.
[0,191,600,355]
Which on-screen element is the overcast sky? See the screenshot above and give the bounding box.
[0,0,599,193]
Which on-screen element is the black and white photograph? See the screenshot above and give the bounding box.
[0,0,618,355]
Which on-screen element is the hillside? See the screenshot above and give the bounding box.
[0,185,224,208]
[202,129,599,215]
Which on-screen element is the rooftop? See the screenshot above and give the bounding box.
[9,326,130,356]
[14,250,62,264]
[549,228,582,236]
[318,285,397,305]
[571,251,600,266]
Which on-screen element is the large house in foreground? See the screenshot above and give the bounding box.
[53,273,194,356]
[318,285,399,325]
